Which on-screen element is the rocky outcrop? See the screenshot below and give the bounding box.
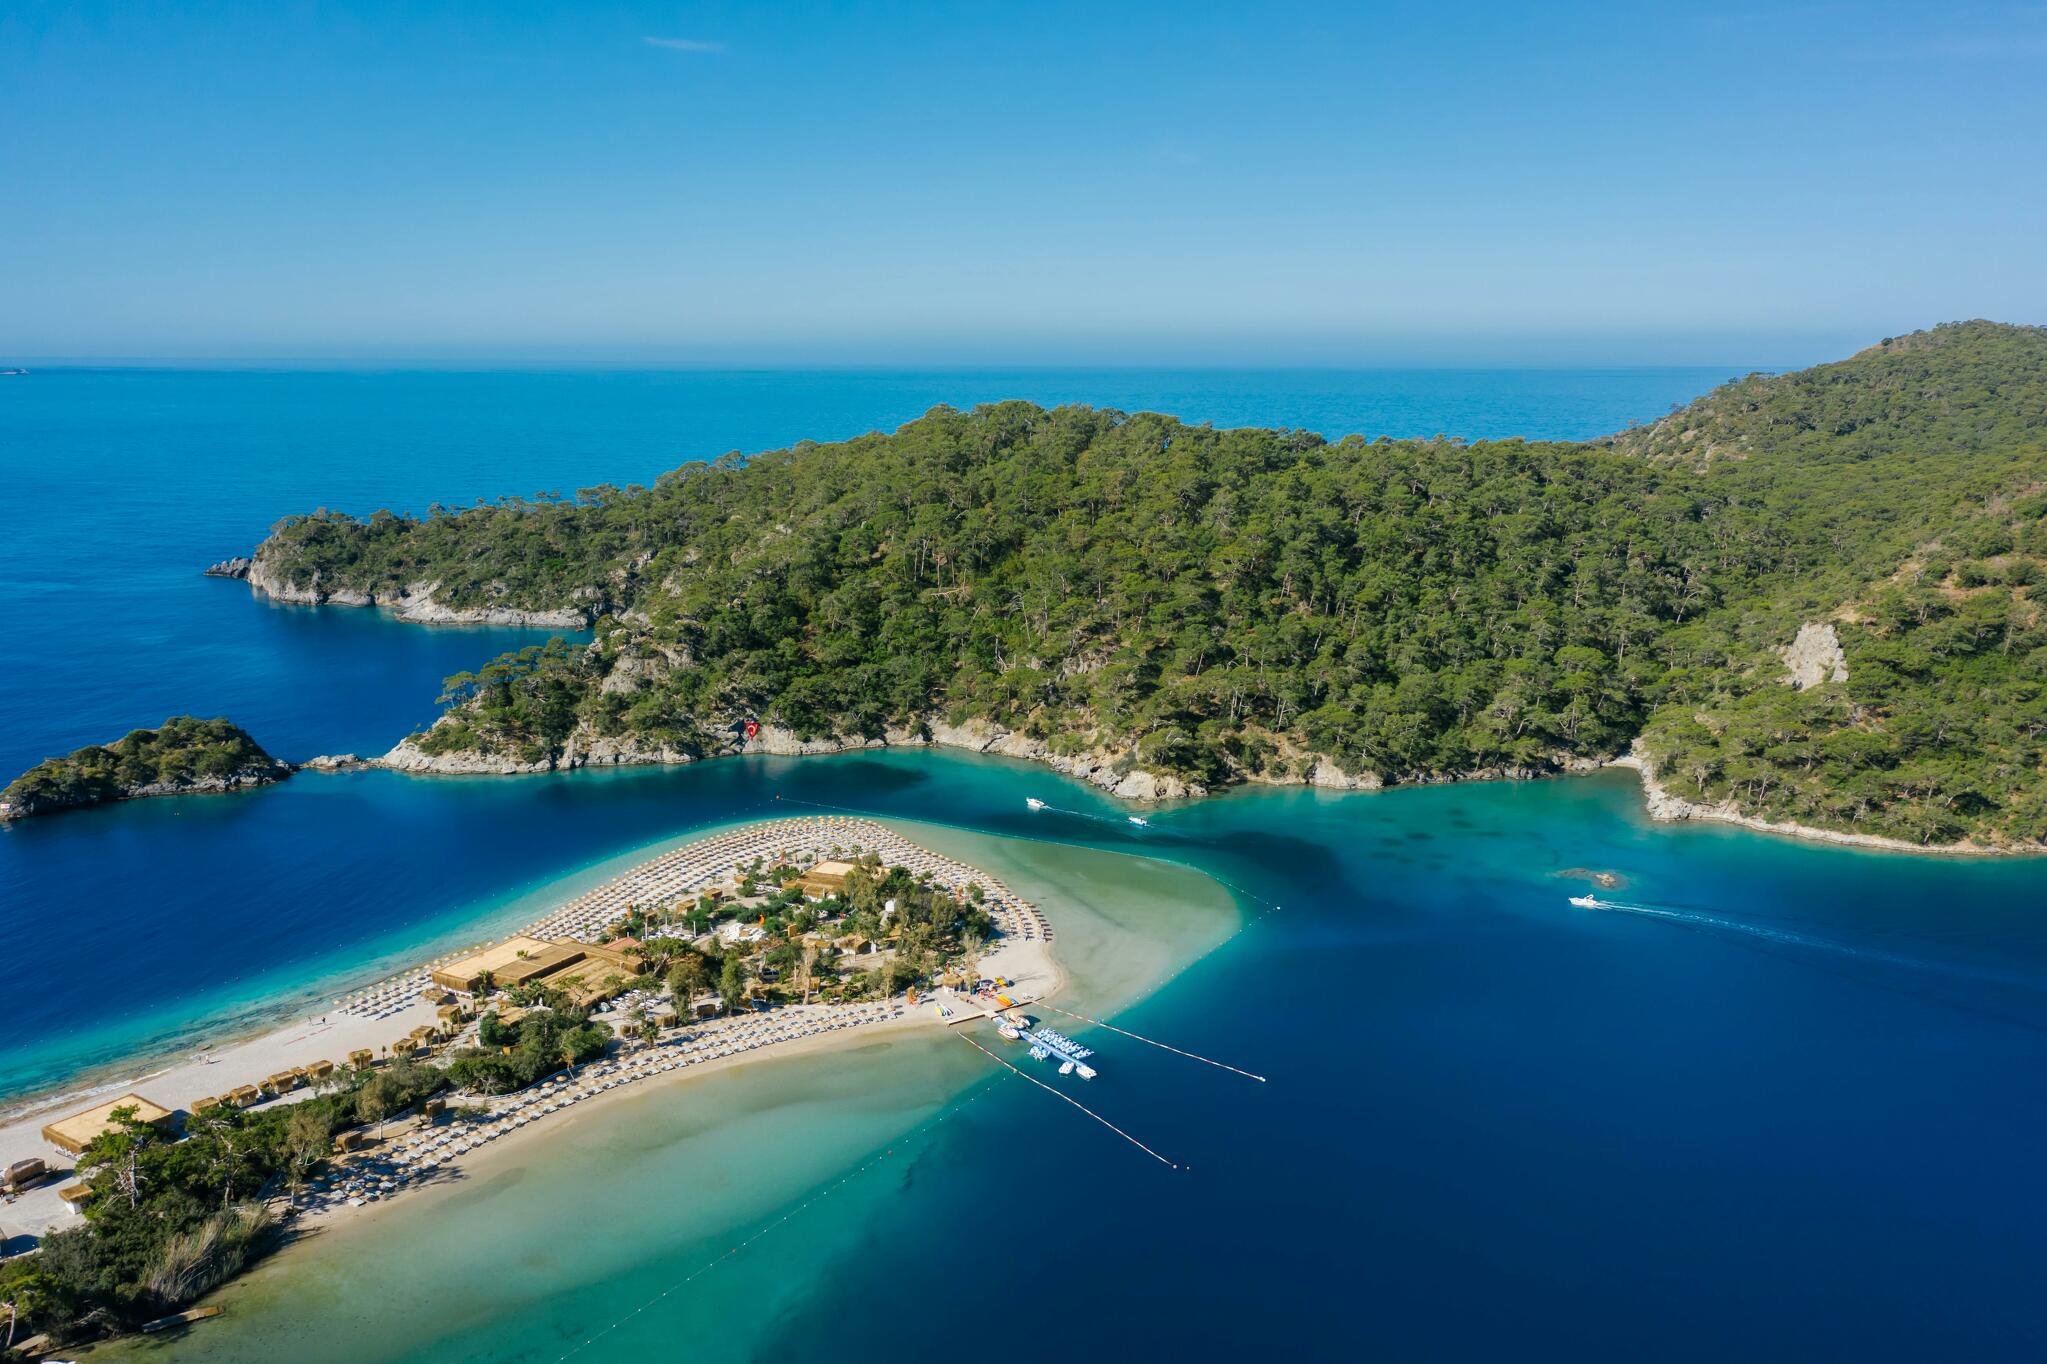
[297,753,370,772]
[1,763,289,821]
[1781,622,1849,691]
[1306,759,1383,791]
[226,555,592,629]
[918,718,1201,799]
[379,733,556,775]
[376,711,1203,800]
[1610,745,2015,855]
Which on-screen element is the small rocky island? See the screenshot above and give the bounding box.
[0,717,291,821]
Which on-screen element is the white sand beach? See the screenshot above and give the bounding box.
[0,817,1059,1245]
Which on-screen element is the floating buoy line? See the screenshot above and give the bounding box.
[1033,1002,1267,1083]
[957,1032,1181,1170]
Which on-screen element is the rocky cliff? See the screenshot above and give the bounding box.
[207,553,591,629]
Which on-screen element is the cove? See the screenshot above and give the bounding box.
[80,749,2047,1363]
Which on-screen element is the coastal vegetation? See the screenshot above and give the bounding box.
[0,718,287,821]
[611,856,1000,1006]
[0,1065,446,1345]
[0,824,1005,1351]
[235,322,2047,847]
[444,1010,612,1095]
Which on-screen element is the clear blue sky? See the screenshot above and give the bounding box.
[4,1,2044,365]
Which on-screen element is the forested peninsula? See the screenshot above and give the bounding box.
[223,322,2047,849]
[1,718,289,820]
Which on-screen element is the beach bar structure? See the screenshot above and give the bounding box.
[788,860,856,899]
[40,1093,173,1156]
[430,934,557,993]
[430,935,642,1006]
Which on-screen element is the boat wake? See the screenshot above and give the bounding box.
[1023,797,1151,830]
[1576,897,2047,996]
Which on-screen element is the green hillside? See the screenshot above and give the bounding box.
[244,321,2047,847]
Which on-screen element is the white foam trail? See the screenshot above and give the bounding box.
[1026,799,1130,828]
[1587,899,2041,991]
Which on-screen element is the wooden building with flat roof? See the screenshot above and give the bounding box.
[40,1094,173,1156]
[430,934,642,1006]
[789,860,856,899]
[430,935,557,993]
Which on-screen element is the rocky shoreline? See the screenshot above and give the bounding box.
[1608,748,2031,857]
[187,552,2045,855]
[379,714,1208,800]
[0,764,290,821]
[206,556,592,629]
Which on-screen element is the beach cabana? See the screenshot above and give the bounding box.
[305,1058,337,1081]
[227,1085,261,1108]
[3,1158,48,1194]
[348,1049,375,1071]
[40,1093,174,1155]
[263,1070,302,1096]
[57,1181,93,1213]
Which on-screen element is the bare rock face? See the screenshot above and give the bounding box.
[1781,622,1849,691]
[746,725,875,757]
[597,651,667,695]
[298,753,369,771]
[560,732,699,767]
[1307,759,1383,791]
[379,733,553,775]
[232,557,592,629]
[921,717,1199,799]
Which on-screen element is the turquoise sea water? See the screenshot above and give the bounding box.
[7,367,2047,1360]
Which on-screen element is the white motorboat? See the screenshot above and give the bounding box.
[1127,816,1148,827]
[1026,798,1046,811]
[1568,894,1606,909]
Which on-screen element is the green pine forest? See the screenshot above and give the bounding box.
[248,321,2047,848]
[0,717,285,819]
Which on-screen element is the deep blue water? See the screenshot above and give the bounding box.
[10,365,2047,1361]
